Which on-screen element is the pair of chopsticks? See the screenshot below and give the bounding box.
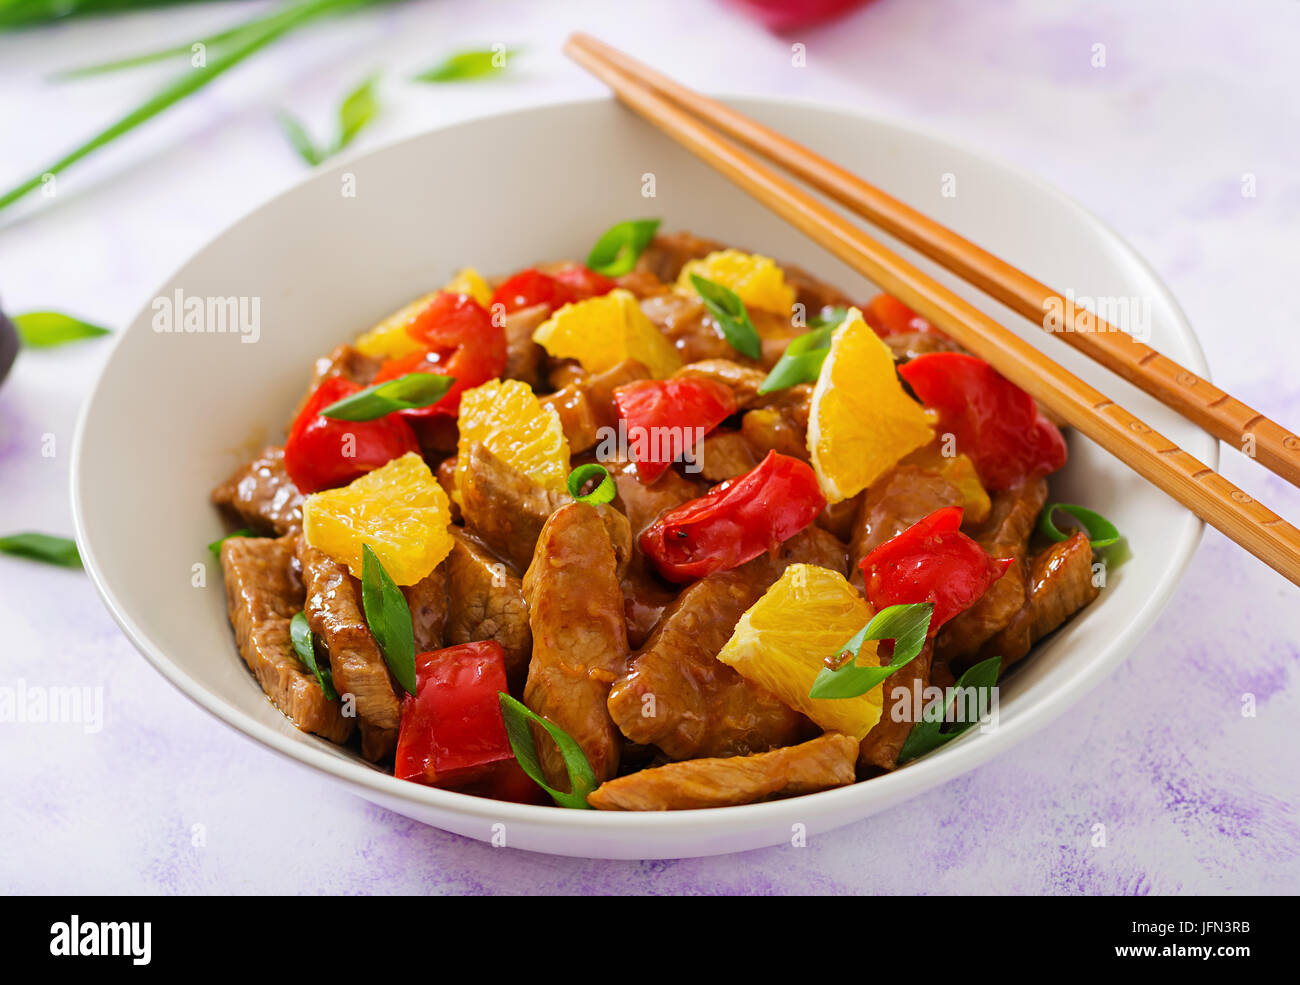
[565,32,1300,588]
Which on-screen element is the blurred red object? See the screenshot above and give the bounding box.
[727,0,874,31]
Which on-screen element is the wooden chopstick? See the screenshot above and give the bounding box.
[568,32,1300,492]
[564,33,1300,588]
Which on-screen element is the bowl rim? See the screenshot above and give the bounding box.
[70,92,1215,842]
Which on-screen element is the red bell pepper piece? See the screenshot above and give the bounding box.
[898,352,1067,491]
[640,450,826,582]
[282,376,420,494]
[395,641,515,788]
[613,377,738,483]
[490,268,575,315]
[372,291,506,418]
[552,263,617,302]
[860,506,1013,634]
[863,293,940,338]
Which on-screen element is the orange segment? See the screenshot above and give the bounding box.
[717,564,882,740]
[676,249,795,314]
[532,288,681,379]
[807,307,935,503]
[456,378,570,496]
[302,452,453,586]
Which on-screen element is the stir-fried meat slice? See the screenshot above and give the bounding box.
[635,231,726,282]
[883,331,962,364]
[817,493,863,543]
[697,429,757,482]
[290,343,381,422]
[674,358,769,407]
[741,405,810,462]
[503,303,549,389]
[540,359,650,453]
[220,536,353,744]
[977,531,1099,670]
[445,529,532,690]
[588,732,858,810]
[403,564,447,654]
[639,291,737,365]
[858,641,933,772]
[936,477,1048,663]
[621,554,679,650]
[608,526,845,761]
[211,445,304,536]
[523,502,630,786]
[614,269,671,299]
[849,465,964,581]
[782,262,857,313]
[459,443,570,572]
[296,540,401,761]
[609,458,705,535]
[433,456,460,523]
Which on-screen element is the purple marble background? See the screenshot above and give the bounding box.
[1,0,1297,893]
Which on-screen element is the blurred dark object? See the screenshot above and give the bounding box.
[0,303,16,387]
[0,0,235,31]
[727,0,873,32]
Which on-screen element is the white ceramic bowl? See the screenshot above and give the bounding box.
[72,96,1213,859]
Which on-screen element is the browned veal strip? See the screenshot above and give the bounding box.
[607,526,846,761]
[296,539,401,762]
[445,528,532,691]
[220,535,352,744]
[211,445,304,536]
[522,502,630,787]
[588,732,858,811]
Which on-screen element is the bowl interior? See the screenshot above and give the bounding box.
[72,97,1213,858]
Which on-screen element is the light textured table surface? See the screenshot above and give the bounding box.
[2,0,1297,894]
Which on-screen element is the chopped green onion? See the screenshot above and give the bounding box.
[497,693,597,809]
[585,218,661,276]
[207,528,256,556]
[320,372,454,421]
[290,611,339,700]
[690,274,761,360]
[566,464,616,505]
[360,545,416,695]
[897,655,1000,764]
[757,319,842,394]
[13,311,110,348]
[413,47,519,83]
[0,532,81,568]
[1038,503,1120,550]
[808,603,933,699]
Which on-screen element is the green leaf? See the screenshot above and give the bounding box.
[757,318,843,394]
[207,528,256,556]
[585,218,661,277]
[0,532,81,568]
[320,372,454,421]
[290,611,339,700]
[275,111,324,167]
[413,46,518,83]
[0,0,369,213]
[360,544,416,695]
[336,73,380,150]
[13,311,110,348]
[897,655,1001,764]
[809,306,849,329]
[497,692,597,809]
[566,463,616,505]
[1038,502,1121,550]
[277,73,381,167]
[808,603,933,700]
[690,274,761,360]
